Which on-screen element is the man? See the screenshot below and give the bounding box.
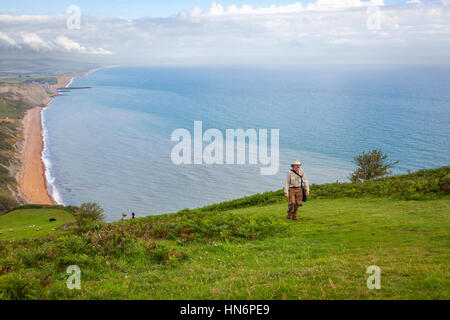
[284,160,310,220]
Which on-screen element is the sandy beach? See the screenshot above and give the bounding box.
[17,104,55,205]
[52,74,78,89]
[16,74,76,205]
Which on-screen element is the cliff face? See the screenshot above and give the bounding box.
[0,83,55,109]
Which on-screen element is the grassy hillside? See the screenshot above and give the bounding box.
[0,117,21,210]
[0,206,75,241]
[0,167,448,300]
[0,59,99,77]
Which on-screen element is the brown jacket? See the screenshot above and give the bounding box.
[284,169,310,194]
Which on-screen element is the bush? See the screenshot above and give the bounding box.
[349,150,399,182]
[16,250,50,268]
[75,202,105,226]
[0,273,40,300]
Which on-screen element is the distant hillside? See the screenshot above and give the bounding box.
[0,59,101,85]
[0,59,100,76]
[0,83,54,114]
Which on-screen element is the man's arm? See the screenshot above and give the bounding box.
[284,172,290,196]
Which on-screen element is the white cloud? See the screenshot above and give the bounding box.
[0,33,113,55]
[183,0,385,17]
[55,36,112,55]
[0,32,17,47]
[55,36,87,53]
[89,47,113,55]
[190,6,203,17]
[0,14,63,23]
[307,0,384,10]
[21,33,52,51]
[0,1,449,64]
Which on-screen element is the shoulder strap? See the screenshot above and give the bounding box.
[291,169,304,187]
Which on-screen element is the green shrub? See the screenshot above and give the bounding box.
[55,235,93,255]
[349,149,398,182]
[0,273,40,300]
[16,250,50,268]
[75,202,105,226]
[0,256,19,275]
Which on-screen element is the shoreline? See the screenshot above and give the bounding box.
[17,68,104,205]
[17,103,56,205]
[40,75,75,205]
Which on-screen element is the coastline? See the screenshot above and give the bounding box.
[17,104,55,205]
[28,66,114,205]
[17,72,86,205]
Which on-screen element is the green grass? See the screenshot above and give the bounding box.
[0,208,75,241]
[0,167,448,299]
[0,197,448,300]
[0,97,32,119]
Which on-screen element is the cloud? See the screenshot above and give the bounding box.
[307,0,385,10]
[0,31,113,55]
[0,32,17,47]
[0,1,449,64]
[0,14,63,23]
[21,33,52,51]
[89,47,113,55]
[55,36,88,53]
[55,36,112,55]
[180,0,385,17]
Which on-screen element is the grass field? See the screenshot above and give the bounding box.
[0,208,75,241]
[0,197,448,300]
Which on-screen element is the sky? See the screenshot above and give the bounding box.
[0,0,449,65]
[1,0,408,18]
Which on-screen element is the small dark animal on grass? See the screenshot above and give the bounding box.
[49,218,56,222]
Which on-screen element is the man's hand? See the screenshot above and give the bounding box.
[306,191,310,196]
[285,193,289,198]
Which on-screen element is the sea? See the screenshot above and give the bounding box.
[41,65,450,221]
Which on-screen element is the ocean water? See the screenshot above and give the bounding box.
[42,65,450,221]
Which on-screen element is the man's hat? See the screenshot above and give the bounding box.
[291,160,302,166]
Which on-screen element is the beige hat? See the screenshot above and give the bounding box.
[291,160,302,166]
